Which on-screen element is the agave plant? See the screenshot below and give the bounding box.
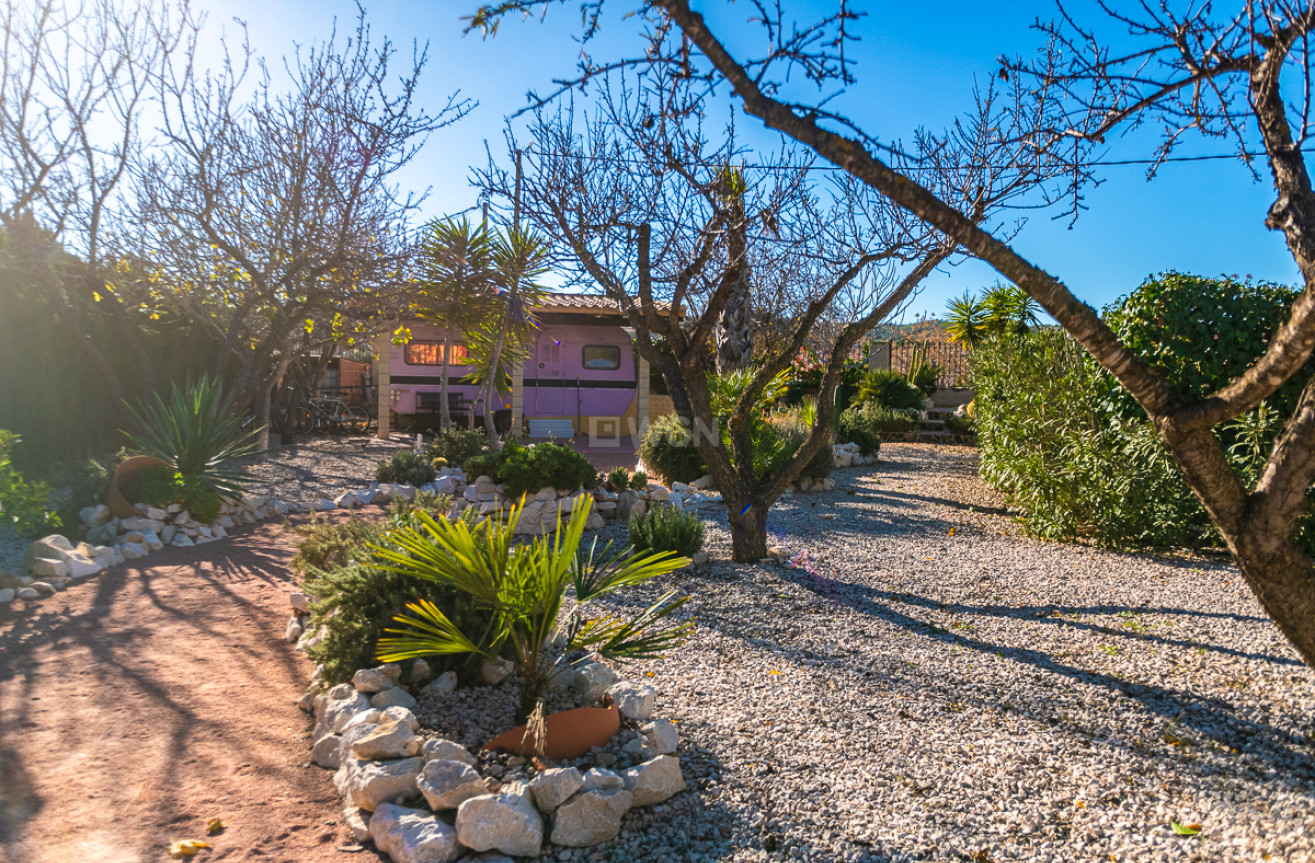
[122,375,263,499]
[373,497,692,722]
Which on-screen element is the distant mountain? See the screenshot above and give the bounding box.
[868,319,952,344]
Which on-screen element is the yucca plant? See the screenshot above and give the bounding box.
[373,497,692,722]
[122,376,262,500]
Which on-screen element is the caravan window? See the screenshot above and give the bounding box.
[582,345,621,370]
[405,342,467,365]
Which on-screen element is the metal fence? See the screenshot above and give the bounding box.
[887,339,972,388]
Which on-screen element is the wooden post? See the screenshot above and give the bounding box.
[375,331,391,440]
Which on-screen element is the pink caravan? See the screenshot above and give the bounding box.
[378,293,676,442]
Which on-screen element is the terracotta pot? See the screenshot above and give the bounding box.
[483,695,621,760]
[108,455,172,519]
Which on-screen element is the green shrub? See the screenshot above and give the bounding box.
[629,505,705,556]
[973,273,1315,551]
[629,470,648,491]
[0,430,58,536]
[856,369,926,411]
[464,439,597,498]
[837,405,885,456]
[765,415,833,480]
[293,516,488,686]
[638,413,707,485]
[605,466,631,492]
[425,429,491,469]
[123,463,222,523]
[973,329,1210,547]
[376,450,437,486]
[944,415,975,436]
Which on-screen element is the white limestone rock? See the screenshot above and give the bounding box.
[421,737,477,767]
[289,591,310,613]
[573,661,618,702]
[606,681,657,721]
[351,718,421,760]
[581,768,625,792]
[480,658,513,686]
[454,783,543,858]
[369,802,462,863]
[335,755,424,811]
[371,687,418,711]
[416,758,487,810]
[312,732,343,769]
[285,616,304,643]
[527,767,583,813]
[316,684,372,734]
[622,755,686,806]
[639,718,679,755]
[421,671,458,698]
[353,667,394,694]
[344,806,372,843]
[550,788,633,847]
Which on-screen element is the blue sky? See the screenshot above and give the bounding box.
[214,0,1298,322]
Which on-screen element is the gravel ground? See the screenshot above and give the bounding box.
[232,434,413,502]
[240,438,1315,862]
[557,443,1315,863]
[0,524,27,574]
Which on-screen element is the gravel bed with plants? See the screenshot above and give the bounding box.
[559,443,1315,863]
[232,434,414,502]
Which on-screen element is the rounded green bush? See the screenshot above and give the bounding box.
[856,369,926,411]
[376,451,437,486]
[638,413,707,485]
[464,439,597,498]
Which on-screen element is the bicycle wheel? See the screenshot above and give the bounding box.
[343,405,370,433]
[292,407,316,435]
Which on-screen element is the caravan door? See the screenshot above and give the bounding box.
[534,331,564,414]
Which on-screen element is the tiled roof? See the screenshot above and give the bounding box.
[533,292,674,315]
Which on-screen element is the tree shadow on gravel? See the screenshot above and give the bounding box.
[754,566,1315,779]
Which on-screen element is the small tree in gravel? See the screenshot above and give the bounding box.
[475,59,1071,561]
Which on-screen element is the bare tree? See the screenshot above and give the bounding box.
[475,58,1069,559]
[470,0,1315,666]
[0,0,190,405]
[135,11,469,444]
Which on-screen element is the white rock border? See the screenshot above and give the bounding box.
[297,646,688,861]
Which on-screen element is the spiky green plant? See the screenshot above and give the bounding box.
[122,376,262,500]
[373,498,692,721]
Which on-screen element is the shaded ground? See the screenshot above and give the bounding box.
[0,515,362,863]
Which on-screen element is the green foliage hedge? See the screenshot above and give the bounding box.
[972,272,1315,550]
[126,463,223,524]
[0,430,59,535]
[464,439,597,498]
[639,414,707,485]
[629,505,705,556]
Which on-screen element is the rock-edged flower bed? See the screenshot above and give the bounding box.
[299,651,688,861]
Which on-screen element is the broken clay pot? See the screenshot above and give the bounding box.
[484,695,621,760]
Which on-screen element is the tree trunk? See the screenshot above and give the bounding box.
[1231,530,1315,666]
[440,328,452,431]
[716,263,753,373]
[727,497,769,562]
[484,323,508,438]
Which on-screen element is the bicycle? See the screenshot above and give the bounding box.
[292,394,370,434]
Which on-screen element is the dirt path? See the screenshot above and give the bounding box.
[0,515,374,863]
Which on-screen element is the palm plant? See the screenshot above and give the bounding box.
[944,291,987,347]
[416,217,496,430]
[982,284,1041,336]
[373,497,692,723]
[469,227,549,437]
[122,375,262,499]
